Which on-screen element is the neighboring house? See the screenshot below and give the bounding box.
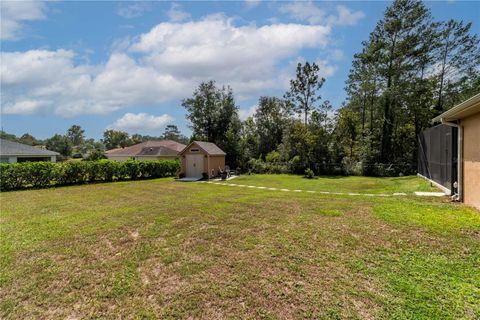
[0,139,59,163]
[104,140,186,162]
[418,93,480,209]
[180,141,226,179]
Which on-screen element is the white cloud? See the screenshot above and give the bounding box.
[279,1,326,25]
[279,1,364,26]
[1,15,339,117]
[329,49,344,61]
[166,3,191,22]
[331,5,365,26]
[239,105,257,120]
[0,1,47,40]
[117,2,151,19]
[130,15,332,99]
[108,113,174,133]
[245,0,261,9]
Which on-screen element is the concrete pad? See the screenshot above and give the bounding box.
[415,191,446,197]
[177,177,203,182]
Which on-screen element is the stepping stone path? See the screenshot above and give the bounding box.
[199,181,443,197]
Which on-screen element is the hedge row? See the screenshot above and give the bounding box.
[0,159,180,191]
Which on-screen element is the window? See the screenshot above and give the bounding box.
[190,148,200,153]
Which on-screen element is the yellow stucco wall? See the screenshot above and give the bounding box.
[462,112,480,209]
[207,155,226,177]
[105,155,132,162]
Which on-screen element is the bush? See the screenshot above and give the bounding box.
[265,151,281,163]
[84,149,106,161]
[0,159,180,191]
[304,168,315,179]
[28,162,57,188]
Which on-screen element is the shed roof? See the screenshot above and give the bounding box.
[105,140,186,157]
[0,139,59,156]
[432,93,480,123]
[180,141,226,156]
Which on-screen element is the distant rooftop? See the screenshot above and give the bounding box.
[105,140,186,157]
[0,139,59,156]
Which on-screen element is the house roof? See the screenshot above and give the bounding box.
[0,139,59,156]
[105,140,186,157]
[180,141,226,156]
[432,93,480,123]
[137,146,180,157]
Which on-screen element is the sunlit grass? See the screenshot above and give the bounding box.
[1,176,478,319]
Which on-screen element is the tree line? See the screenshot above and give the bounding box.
[338,0,479,171]
[0,124,189,161]
[2,0,478,176]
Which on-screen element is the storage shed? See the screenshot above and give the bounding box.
[179,141,226,179]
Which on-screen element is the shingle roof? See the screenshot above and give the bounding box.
[181,141,226,156]
[105,140,186,156]
[0,139,59,156]
[137,146,179,157]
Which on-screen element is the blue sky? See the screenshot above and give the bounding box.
[1,1,479,140]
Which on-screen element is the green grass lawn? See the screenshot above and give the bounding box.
[1,175,479,319]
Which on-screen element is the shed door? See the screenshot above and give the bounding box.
[186,154,204,177]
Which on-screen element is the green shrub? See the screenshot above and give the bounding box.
[84,149,106,161]
[124,160,141,180]
[304,168,315,179]
[28,162,56,188]
[0,159,180,191]
[0,163,27,190]
[265,151,281,163]
[57,161,88,185]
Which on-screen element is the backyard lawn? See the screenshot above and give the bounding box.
[1,175,479,319]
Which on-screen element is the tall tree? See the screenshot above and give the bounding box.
[284,62,326,124]
[254,97,289,157]
[183,81,241,165]
[161,125,177,141]
[434,20,480,112]
[19,133,40,146]
[46,134,72,157]
[67,125,85,147]
[373,0,435,162]
[131,134,143,145]
[335,108,359,158]
[102,130,131,150]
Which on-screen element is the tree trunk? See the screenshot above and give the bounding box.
[381,34,397,164]
[436,38,450,113]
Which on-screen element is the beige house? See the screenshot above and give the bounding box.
[105,140,186,162]
[432,93,480,209]
[179,141,226,179]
